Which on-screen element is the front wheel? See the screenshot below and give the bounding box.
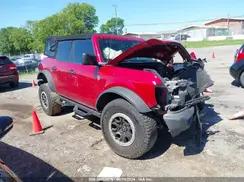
[239,71,244,88]
[39,83,61,116]
[101,99,158,159]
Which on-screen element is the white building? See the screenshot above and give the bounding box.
[178,26,229,41]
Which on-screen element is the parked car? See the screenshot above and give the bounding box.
[14,54,39,71]
[174,34,190,41]
[37,33,212,159]
[0,116,21,182]
[0,56,19,88]
[230,44,244,87]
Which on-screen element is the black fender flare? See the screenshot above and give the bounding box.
[96,86,151,113]
[237,60,244,78]
[37,70,56,92]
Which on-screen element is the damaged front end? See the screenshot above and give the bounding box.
[107,38,213,140]
[160,61,213,140]
[163,78,210,137]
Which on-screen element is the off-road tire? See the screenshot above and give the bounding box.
[39,83,61,116]
[239,71,244,88]
[101,99,158,159]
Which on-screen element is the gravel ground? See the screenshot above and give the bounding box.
[0,45,244,180]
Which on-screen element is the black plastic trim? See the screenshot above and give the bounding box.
[230,60,244,79]
[61,96,101,118]
[37,71,56,92]
[96,86,151,113]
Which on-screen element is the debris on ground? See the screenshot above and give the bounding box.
[229,110,244,120]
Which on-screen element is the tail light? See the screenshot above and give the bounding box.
[7,64,17,70]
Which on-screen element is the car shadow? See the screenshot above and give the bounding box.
[60,106,74,115]
[141,104,222,160]
[231,80,241,87]
[0,142,72,182]
[0,82,32,93]
[71,104,222,160]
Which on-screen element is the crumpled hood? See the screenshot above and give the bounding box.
[108,39,191,65]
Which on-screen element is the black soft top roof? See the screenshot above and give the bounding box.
[47,34,93,41]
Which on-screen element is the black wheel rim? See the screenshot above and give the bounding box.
[41,91,49,109]
[108,113,135,146]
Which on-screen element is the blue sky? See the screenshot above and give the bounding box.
[1,0,244,32]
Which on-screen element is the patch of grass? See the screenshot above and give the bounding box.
[19,70,38,79]
[183,39,244,48]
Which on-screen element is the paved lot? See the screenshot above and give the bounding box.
[0,45,244,180]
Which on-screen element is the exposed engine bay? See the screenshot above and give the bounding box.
[119,58,213,137]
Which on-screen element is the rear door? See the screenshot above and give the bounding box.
[54,40,73,97]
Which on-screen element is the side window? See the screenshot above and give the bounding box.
[56,41,72,62]
[71,39,94,64]
[44,38,57,57]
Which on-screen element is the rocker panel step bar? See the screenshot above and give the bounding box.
[60,96,101,118]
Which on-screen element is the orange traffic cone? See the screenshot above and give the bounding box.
[30,109,44,136]
[32,80,37,87]
[212,52,216,59]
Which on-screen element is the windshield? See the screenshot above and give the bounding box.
[99,39,140,62]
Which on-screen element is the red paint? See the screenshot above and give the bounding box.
[236,45,244,62]
[190,52,197,60]
[39,34,191,110]
[0,61,19,84]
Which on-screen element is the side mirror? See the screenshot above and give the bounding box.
[0,116,13,139]
[82,53,98,66]
[190,52,197,60]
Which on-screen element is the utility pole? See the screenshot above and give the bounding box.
[227,14,230,36]
[112,4,118,34]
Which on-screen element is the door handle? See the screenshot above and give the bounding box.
[69,69,76,75]
[51,66,57,71]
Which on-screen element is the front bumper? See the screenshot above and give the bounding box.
[163,106,195,137]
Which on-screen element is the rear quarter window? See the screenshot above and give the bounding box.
[44,38,57,57]
[0,56,12,65]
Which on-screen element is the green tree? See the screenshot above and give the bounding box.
[0,27,15,55]
[10,28,33,54]
[100,17,124,35]
[30,3,98,52]
[0,27,33,55]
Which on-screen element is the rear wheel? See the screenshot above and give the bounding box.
[239,71,244,88]
[39,83,61,116]
[101,99,158,159]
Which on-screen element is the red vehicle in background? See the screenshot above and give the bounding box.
[0,56,19,88]
[230,44,244,87]
[37,33,212,159]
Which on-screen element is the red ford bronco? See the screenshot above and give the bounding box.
[38,33,212,158]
